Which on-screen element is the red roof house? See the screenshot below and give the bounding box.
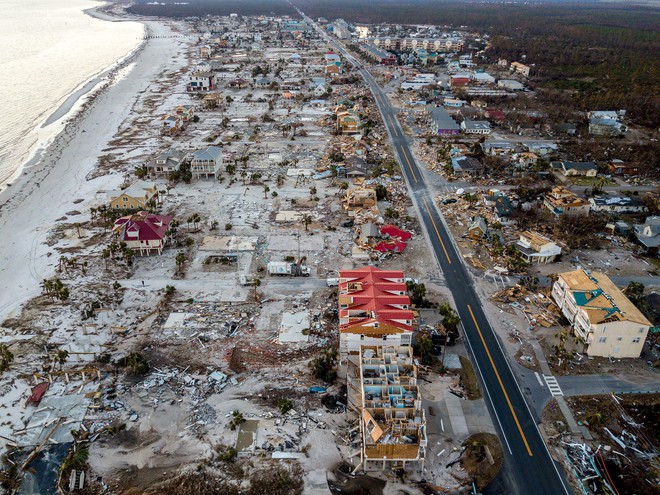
[113,211,172,256]
[450,76,470,87]
[337,267,415,360]
[485,109,506,121]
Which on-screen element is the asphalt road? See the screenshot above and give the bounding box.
[315,30,573,495]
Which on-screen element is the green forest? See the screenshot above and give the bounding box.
[129,0,659,128]
[296,0,659,128]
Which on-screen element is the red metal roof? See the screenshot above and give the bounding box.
[373,240,407,253]
[338,266,414,333]
[113,211,172,242]
[380,224,413,241]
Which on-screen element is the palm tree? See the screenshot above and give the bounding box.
[102,249,111,271]
[190,213,201,230]
[0,344,15,373]
[175,252,186,273]
[302,214,313,231]
[251,278,261,299]
[442,312,461,333]
[55,349,69,370]
[438,303,453,317]
[263,185,270,199]
[416,333,434,366]
[41,279,53,298]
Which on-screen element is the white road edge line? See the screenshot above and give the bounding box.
[315,23,571,494]
[463,325,514,456]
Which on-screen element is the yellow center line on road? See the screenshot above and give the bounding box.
[402,149,418,183]
[467,304,534,457]
[387,115,399,137]
[422,199,451,264]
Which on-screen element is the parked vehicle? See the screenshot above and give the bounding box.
[267,261,311,277]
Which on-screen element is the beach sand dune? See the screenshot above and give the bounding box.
[0,19,185,320]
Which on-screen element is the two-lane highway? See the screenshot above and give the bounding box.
[302,14,573,493]
[366,69,572,495]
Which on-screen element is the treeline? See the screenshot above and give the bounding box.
[127,0,295,18]
[296,1,659,128]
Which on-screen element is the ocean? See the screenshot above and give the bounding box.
[0,0,143,189]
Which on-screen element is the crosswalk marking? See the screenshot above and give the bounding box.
[543,375,564,396]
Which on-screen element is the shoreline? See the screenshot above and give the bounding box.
[0,1,146,197]
[0,8,185,320]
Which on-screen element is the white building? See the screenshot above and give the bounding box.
[497,79,525,91]
[190,146,223,179]
[552,270,651,358]
[355,25,370,38]
[514,231,561,264]
[589,196,648,214]
[461,120,491,134]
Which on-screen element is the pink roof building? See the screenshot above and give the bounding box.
[113,211,172,256]
[337,267,415,360]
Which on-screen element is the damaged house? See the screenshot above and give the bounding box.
[347,345,427,472]
[113,211,172,256]
[513,231,562,264]
[543,187,591,217]
[552,269,652,358]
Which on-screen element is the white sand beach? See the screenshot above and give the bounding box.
[0,16,186,320]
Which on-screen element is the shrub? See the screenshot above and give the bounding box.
[276,398,293,414]
[116,352,149,375]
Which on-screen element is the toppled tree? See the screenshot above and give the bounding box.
[554,214,606,249]
[374,184,388,200]
[276,398,294,414]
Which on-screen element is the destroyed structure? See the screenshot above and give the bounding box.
[347,345,427,472]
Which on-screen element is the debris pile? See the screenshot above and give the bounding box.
[563,442,628,495]
[492,285,561,329]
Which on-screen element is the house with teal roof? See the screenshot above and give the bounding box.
[552,269,651,358]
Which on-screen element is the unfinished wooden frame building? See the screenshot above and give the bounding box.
[347,345,427,472]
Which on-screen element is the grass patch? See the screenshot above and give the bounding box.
[458,355,482,399]
[568,176,616,187]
